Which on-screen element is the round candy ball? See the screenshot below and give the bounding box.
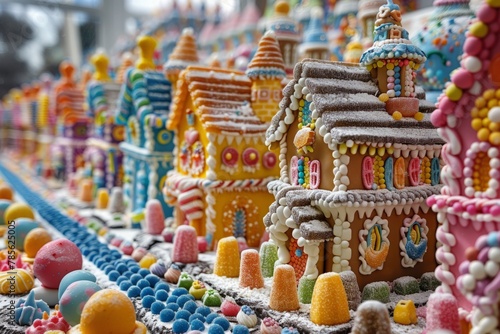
[4,202,35,222]
[0,184,13,200]
[59,280,102,326]
[58,270,96,300]
[12,218,38,251]
[0,200,12,225]
[33,239,83,289]
[24,227,52,258]
[79,289,142,334]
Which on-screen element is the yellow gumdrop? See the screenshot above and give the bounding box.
[472,118,483,131]
[414,112,424,121]
[393,111,403,120]
[214,236,240,278]
[446,84,463,101]
[310,272,350,325]
[490,122,500,132]
[24,228,52,258]
[483,118,491,127]
[478,128,491,141]
[139,253,157,269]
[476,97,487,108]
[394,300,418,325]
[386,63,394,70]
[377,60,384,68]
[490,132,500,145]
[379,93,389,102]
[484,89,496,100]
[4,203,35,222]
[469,22,489,38]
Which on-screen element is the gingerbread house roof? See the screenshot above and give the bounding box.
[167,66,269,135]
[266,59,444,147]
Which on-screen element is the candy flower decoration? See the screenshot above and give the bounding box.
[189,280,207,300]
[236,305,258,328]
[360,0,426,121]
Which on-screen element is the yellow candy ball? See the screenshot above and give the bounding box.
[495,89,500,99]
[414,112,424,121]
[475,97,487,108]
[469,22,489,38]
[488,99,498,108]
[490,132,500,145]
[490,122,500,132]
[386,63,395,70]
[478,128,491,141]
[486,0,500,7]
[24,228,52,258]
[139,254,157,269]
[0,185,13,201]
[472,119,483,130]
[377,60,385,68]
[446,84,463,101]
[379,93,389,102]
[393,111,403,120]
[471,107,479,118]
[484,89,496,100]
[483,118,491,127]
[4,203,35,223]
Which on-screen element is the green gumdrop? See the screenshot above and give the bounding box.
[259,242,279,278]
[298,277,316,304]
[202,289,222,307]
[361,281,390,303]
[178,272,194,290]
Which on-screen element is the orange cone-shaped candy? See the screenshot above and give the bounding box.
[78,180,93,203]
[269,265,299,311]
[310,272,350,325]
[95,188,109,209]
[214,236,240,277]
[239,249,264,289]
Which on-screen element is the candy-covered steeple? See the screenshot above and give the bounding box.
[267,0,300,76]
[247,30,286,124]
[360,0,426,120]
[412,0,474,103]
[164,27,199,92]
[299,7,330,60]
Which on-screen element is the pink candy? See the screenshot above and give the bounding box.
[172,225,198,263]
[425,292,461,334]
[477,4,497,23]
[452,69,474,89]
[197,236,208,253]
[145,199,165,235]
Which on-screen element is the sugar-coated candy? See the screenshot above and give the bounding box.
[239,249,264,289]
[183,300,198,314]
[281,327,299,334]
[361,281,390,303]
[189,313,205,323]
[175,310,191,321]
[206,313,220,324]
[145,274,160,286]
[145,199,166,235]
[297,277,316,304]
[202,289,222,307]
[195,305,211,317]
[189,280,207,300]
[167,303,180,311]
[127,286,141,298]
[177,294,195,307]
[140,287,155,298]
[220,297,240,317]
[130,274,143,285]
[214,236,241,278]
[269,265,299,312]
[393,276,420,295]
[213,317,230,331]
[260,317,281,334]
[167,295,179,303]
[340,271,361,311]
[156,290,169,301]
[172,287,189,296]
[425,292,460,333]
[178,272,194,290]
[419,272,440,291]
[310,272,350,325]
[160,308,175,322]
[172,319,189,334]
[352,301,391,334]
[394,300,417,325]
[155,282,170,292]
[259,241,279,277]
[142,295,156,308]
[190,319,205,331]
[172,225,199,263]
[139,253,157,269]
[207,324,225,334]
[151,301,166,315]
[233,325,250,334]
[120,280,133,291]
[137,279,151,289]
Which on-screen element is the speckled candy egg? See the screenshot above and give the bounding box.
[13,218,39,251]
[4,202,35,222]
[59,280,102,326]
[58,270,97,300]
[33,239,83,289]
[0,200,12,225]
[24,227,51,258]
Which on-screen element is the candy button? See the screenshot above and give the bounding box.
[464,56,482,73]
[469,22,489,38]
[488,107,500,122]
[452,69,474,89]
[478,4,498,22]
[445,84,463,101]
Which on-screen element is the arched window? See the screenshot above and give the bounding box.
[408,158,420,186]
[309,160,320,189]
[384,157,394,190]
[362,156,374,190]
[394,157,405,189]
[290,156,299,186]
[431,158,440,185]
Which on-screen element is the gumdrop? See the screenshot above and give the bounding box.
[425,292,460,334]
[269,265,299,312]
[145,199,165,235]
[172,225,198,263]
[394,299,417,325]
[108,187,125,213]
[95,188,109,209]
[239,249,264,289]
[213,236,240,277]
[393,276,420,295]
[420,272,440,291]
[310,272,350,325]
[340,271,361,310]
[351,300,391,334]
[259,241,279,278]
[78,179,93,203]
[297,277,316,304]
[361,281,390,303]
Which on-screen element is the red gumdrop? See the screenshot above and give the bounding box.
[220,299,241,317]
[452,69,474,89]
[33,239,83,289]
[465,246,479,261]
[463,37,482,56]
[477,5,497,23]
[197,236,208,253]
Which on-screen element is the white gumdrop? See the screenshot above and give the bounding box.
[469,261,487,280]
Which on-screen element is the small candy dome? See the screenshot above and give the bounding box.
[58,270,97,300]
[412,0,474,102]
[12,218,39,251]
[4,202,35,222]
[0,199,12,225]
[24,227,52,258]
[59,281,102,326]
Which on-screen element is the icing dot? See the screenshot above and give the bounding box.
[452,69,474,89]
[469,261,487,280]
[462,274,476,291]
[464,56,482,73]
[445,84,463,101]
[485,260,499,277]
[469,22,489,38]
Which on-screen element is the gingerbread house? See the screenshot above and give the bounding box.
[83,53,125,191]
[35,75,57,178]
[50,61,90,181]
[163,31,283,249]
[427,0,500,331]
[115,36,175,216]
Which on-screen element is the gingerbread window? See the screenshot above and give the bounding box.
[384,157,394,190]
[408,158,420,186]
[290,156,299,186]
[362,156,374,190]
[431,157,440,185]
[309,160,320,189]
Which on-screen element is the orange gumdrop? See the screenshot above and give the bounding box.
[310,272,350,325]
[239,249,264,289]
[214,236,240,278]
[0,185,13,200]
[269,265,300,312]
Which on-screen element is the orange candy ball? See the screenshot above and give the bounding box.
[24,228,52,258]
[0,185,13,201]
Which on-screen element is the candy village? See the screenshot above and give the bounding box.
[0,0,499,333]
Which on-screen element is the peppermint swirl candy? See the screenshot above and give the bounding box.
[236,306,258,328]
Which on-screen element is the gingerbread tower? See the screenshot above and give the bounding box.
[299,7,330,60]
[247,31,286,124]
[360,0,426,120]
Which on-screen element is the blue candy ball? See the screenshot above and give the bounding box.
[140,287,155,298]
[151,301,166,314]
[167,295,178,304]
[154,282,170,292]
[172,319,189,334]
[189,313,205,323]
[138,268,150,277]
[108,270,120,281]
[177,294,194,307]
[145,274,160,287]
[130,266,140,273]
[183,300,197,314]
[195,305,211,316]
[166,303,179,312]
[233,325,250,334]
[136,279,150,289]
[190,319,205,331]
[142,295,156,308]
[130,274,143,285]
[123,271,134,278]
[127,286,141,298]
[175,310,191,321]
[155,290,169,301]
[119,280,133,291]
[172,287,188,296]
[159,308,175,322]
[213,317,230,331]
[206,313,220,324]
[207,324,225,334]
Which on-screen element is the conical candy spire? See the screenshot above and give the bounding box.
[246,30,286,80]
[164,28,199,82]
